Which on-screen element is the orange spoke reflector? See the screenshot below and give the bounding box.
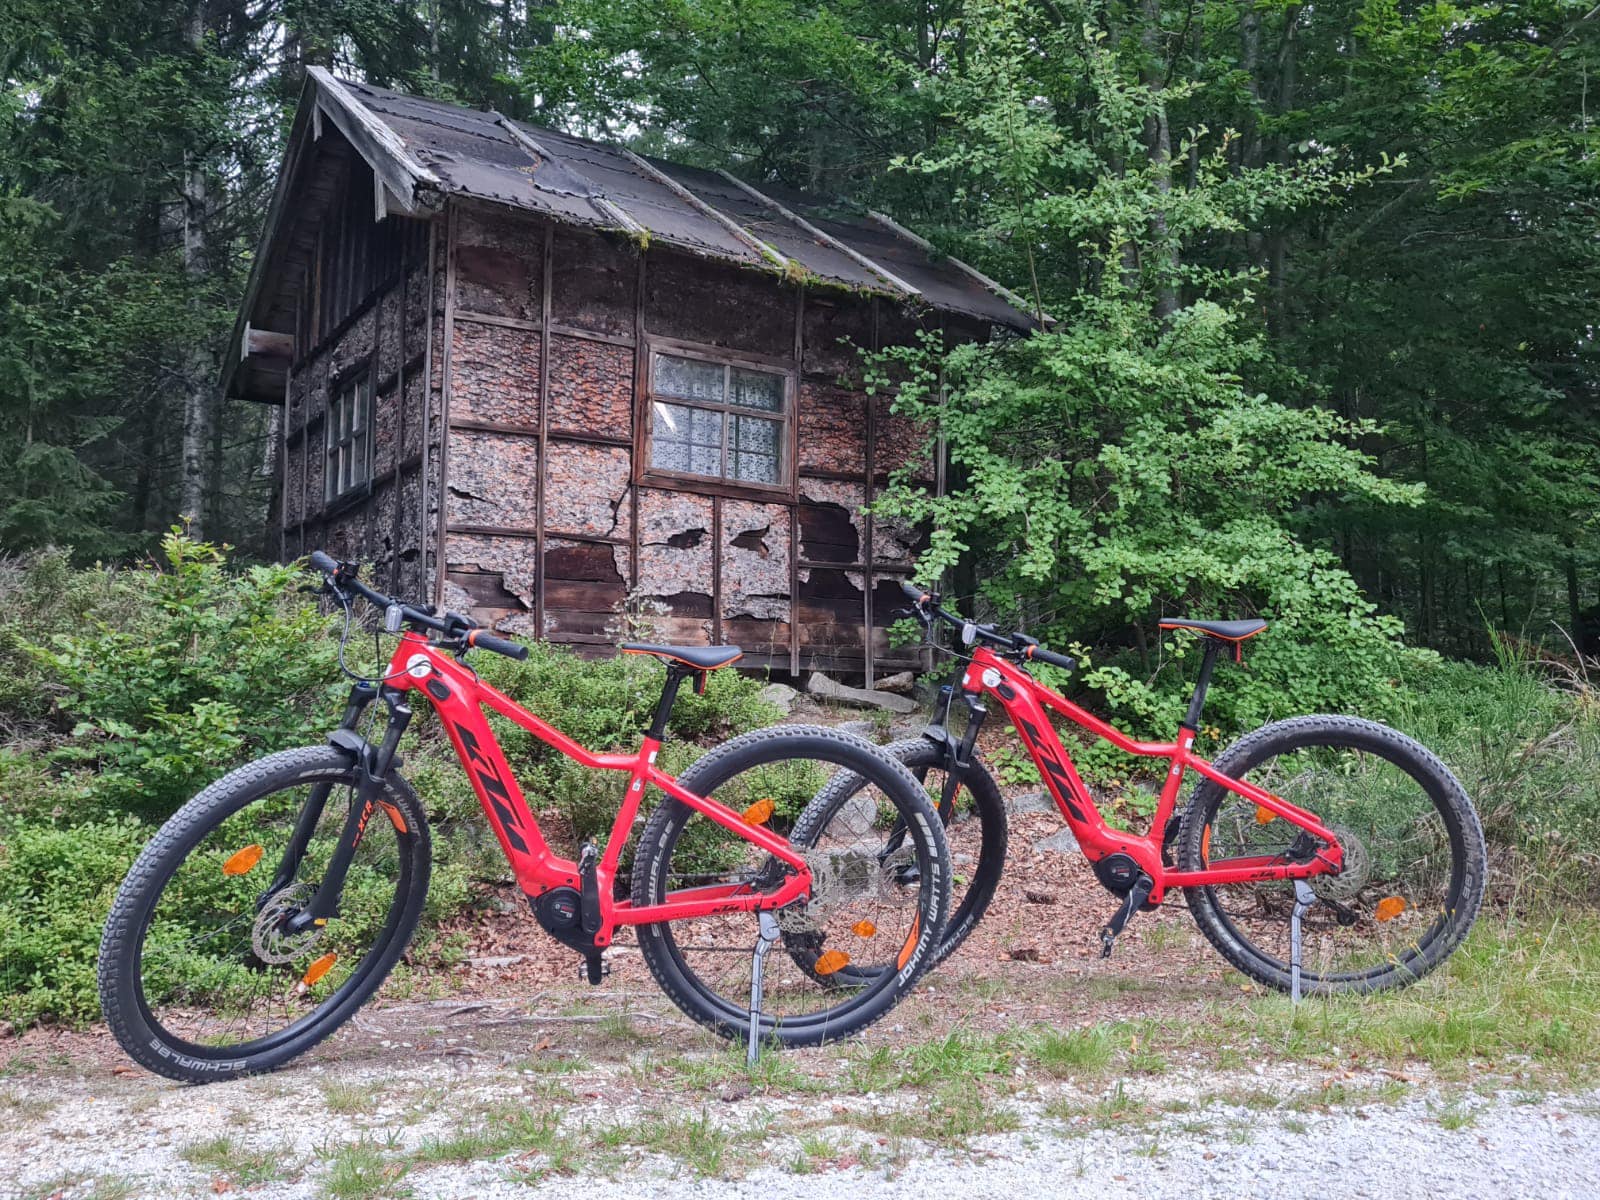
[814,950,850,975]
[301,953,338,987]
[742,798,775,826]
[1201,825,1212,864]
[378,801,408,833]
[1254,806,1276,825]
[222,845,264,876]
[1374,896,1407,923]
[851,920,878,938]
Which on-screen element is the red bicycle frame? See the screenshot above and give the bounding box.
[382,632,811,948]
[958,647,1344,903]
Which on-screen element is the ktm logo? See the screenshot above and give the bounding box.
[1017,717,1087,823]
[458,727,529,854]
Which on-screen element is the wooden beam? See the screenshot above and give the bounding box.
[536,221,553,640]
[867,209,1049,327]
[620,150,792,275]
[492,115,648,237]
[308,67,439,213]
[242,323,294,362]
[716,169,922,299]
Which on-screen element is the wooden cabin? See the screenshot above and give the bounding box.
[222,69,1037,681]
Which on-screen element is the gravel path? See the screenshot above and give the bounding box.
[2,1046,1595,1200]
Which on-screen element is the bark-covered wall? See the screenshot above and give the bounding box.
[275,180,432,603]
[429,199,974,679]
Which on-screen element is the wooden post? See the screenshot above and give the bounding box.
[790,285,804,675]
[536,222,553,638]
[434,205,459,606]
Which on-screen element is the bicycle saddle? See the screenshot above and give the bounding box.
[1157,618,1268,642]
[620,643,744,670]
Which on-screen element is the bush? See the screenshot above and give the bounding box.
[26,531,346,819]
[0,814,151,1028]
[1392,642,1600,899]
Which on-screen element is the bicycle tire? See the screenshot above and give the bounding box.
[99,746,431,1083]
[1177,715,1486,995]
[631,726,950,1047]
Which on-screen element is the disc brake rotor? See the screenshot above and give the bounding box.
[251,882,324,964]
[1310,824,1372,905]
[776,844,916,934]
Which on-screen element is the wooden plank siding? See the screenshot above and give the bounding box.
[271,144,432,600]
[427,199,937,677]
[270,174,944,679]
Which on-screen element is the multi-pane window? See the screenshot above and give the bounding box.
[649,351,788,487]
[325,373,373,504]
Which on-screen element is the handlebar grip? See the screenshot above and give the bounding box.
[466,629,530,661]
[1023,644,1077,672]
[899,581,926,603]
[307,550,339,575]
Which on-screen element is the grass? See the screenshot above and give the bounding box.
[851,1082,1020,1147]
[614,1107,737,1176]
[321,1080,378,1115]
[181,1134,292,1187]
[412,1103,565,1167]
[322,1136,411,1199]
[1030,1026,1116,1076]
[1213,910,1600,1085]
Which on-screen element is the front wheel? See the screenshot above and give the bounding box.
[1178,715,1486,996]
[632,726,950,1047]
[98,746,431,1083]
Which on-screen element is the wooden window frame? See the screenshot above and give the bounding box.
[325,370,374,506]
[638,339,795,499]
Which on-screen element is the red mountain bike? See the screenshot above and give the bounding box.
[823,585,1485,997]
[98,554,949,1083]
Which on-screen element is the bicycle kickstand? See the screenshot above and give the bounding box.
[746,910,781,1069]
[1290,879,1317,1003]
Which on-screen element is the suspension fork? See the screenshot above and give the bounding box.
[883,683,987,862]
[259,682,378,903]
[282,685,414,933]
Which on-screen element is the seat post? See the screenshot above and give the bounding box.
[647,667,693,741]
[1183,639,1223,730]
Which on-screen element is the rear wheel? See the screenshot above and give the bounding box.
[1178,715,1485,995]
[99,746,430,1083]
[632,726,949,1047]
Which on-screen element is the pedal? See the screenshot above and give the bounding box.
[579,952,608,986]
[1098,872,1154,959]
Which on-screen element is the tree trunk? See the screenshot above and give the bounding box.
[1140,0,1179,322]
[1266,7,1301,331]
[178,1,215,535]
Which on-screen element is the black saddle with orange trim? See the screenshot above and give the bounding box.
[1157,618,1266,642]
[1158,618,1267,663]
[620,643,744,671]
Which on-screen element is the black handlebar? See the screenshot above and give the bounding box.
[467,629,531,661]
[899,581,1076,674]
[305,551,528,661]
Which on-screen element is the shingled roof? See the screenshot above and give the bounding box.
[223,70,1041,402]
